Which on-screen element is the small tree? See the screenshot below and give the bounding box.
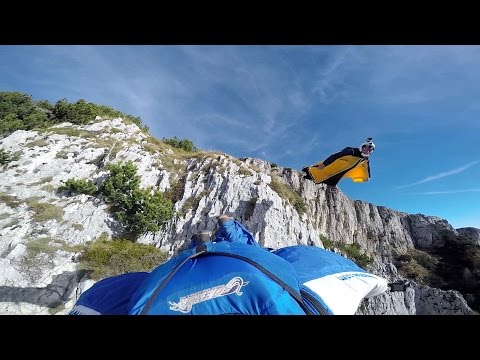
[100,161,174,237]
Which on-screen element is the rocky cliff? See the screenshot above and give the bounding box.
[0,118,476,315]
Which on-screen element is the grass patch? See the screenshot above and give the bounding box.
[143,143,160,155]
[180,190,208,215]
[20,237,70,283]
[394,239,480,312]
[164,178,186,204]
[321,235,373,268]
[144,138,221,177]
[320,235,334,249]
[44,127,96,139]
[41,184,55,192]
[11,150,23,159]
[24,196,42,202]
[72,223,84,231]
[26,237,57,257]
[238,167,253,176]
[24,139,49,147]
[268,175,307,215]
[49,303,66,315]
[27,237,85,256]
[0,192,22,208]
[3,218,19,228]
[394,248,440,283]
[26,201,64,222]
[92,137,115,149]
[77,238,169,280]
[55,150,70,159]
[31,176,53,186]
[0,213,11,220]
[107,141,124,159]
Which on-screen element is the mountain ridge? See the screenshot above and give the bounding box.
[0,116,478,315]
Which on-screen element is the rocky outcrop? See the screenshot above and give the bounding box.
[0,118,476,315]
[357,281,475,315]
[457,227,480,246]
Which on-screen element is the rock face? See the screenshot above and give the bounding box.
[457,227,480,246]
[357,281,475,315]
[0,118,476,315]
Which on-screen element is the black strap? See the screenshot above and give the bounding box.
[140,247,207,315]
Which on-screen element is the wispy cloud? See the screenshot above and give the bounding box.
[397,161,480,189]
[417,189,480,195]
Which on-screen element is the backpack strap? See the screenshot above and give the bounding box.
[140,245,207,315]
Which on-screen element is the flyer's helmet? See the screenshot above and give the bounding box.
[359,137,375,157]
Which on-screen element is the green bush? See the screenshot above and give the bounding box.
[64,161,174,238]
[320,235,372,268]
[162,136,199,152]
[0,92,51,137]
[52,98,147,131]
[0,91,149,137]
[77,238,169,280]
[100,161,174,237]
[63,178,98,195]
[0,148,13,165]
[320,235,334,249]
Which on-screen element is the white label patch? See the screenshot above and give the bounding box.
[168,276,249,313]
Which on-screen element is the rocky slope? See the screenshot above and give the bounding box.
[0,118,476,315]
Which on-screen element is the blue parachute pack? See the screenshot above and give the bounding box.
[70,218,388,315]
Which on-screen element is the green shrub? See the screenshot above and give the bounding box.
[399,259,431,281]
[164,179,186,204]
[101,161,141,205]
[320,235,334,249]
[100,161,174,237]
[51,99,96,125]
[0,148,12,165]
[77,238,169,280]
[0,92,51,137]
[320,235,372,268]
[62,178,98,195]
[52,98,147,130]
[0,148,21,165]
[162,136,199,152]
[339,242,372,268]
[63,161,175,238]
[0,91,148,137]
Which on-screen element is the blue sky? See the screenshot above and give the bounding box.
[1,45,479,229]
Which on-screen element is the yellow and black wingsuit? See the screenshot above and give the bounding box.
[302,144,373,187]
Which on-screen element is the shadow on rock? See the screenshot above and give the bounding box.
[0,269,92,308]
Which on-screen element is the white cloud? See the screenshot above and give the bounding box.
[417,189,480,195]
[397,160,480,189]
